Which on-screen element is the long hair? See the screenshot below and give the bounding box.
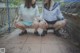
[44,0,51,10]
[25,0,36,8]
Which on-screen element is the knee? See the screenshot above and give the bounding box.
[64,19,67,26]
[39,22,44,28]
[15,22,25,29]
[15,23,19,28]
[33,21,39,28]
[61,19,67,27]
[39,21,48,29]
[53,19,67,30]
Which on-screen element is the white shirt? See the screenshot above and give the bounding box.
[18,4,40,22]
[42,3,64,21]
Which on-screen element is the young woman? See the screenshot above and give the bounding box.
[14,0,40,36]
[39,0,67,36]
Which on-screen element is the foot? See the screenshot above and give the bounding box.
[41,30,47,36]
[19,30,27,36]
[54,30,61,37]
[34,31,39,36]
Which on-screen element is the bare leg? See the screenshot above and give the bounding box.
[32,21,39,35]
[53,19,67,36]
[39,21,48,36]
[15,22,27,35]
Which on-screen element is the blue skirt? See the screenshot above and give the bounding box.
[21,21,33,26]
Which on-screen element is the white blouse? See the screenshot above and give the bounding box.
[18,4,40,22]
[42,3,64,21]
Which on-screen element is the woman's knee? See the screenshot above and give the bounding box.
[32,21,39,28]
[15,22,26,29]
[53,19,67,30]
[60,19,67,27]
[39,21,48,29]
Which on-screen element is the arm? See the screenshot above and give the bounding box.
[34,5,41,22]
[39,13,46,22]
[57,5,64,20]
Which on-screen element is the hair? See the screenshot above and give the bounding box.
[44,0,51,10]
[24,0,36,8]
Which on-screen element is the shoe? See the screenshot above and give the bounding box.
[41,30,47,36]
[54,30,61,37]
[19,30,27,36]
[34,31,39,36]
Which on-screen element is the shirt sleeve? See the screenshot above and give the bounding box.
[57,5,64,20]
[34,5,40,21]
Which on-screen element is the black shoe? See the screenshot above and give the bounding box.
[41,30,47,36]
[19,30,27,36]
[54,30,61,37]
[34,31,39,36]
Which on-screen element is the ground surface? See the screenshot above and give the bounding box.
[0,29,80,53]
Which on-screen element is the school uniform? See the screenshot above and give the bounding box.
[17,4,40,26]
